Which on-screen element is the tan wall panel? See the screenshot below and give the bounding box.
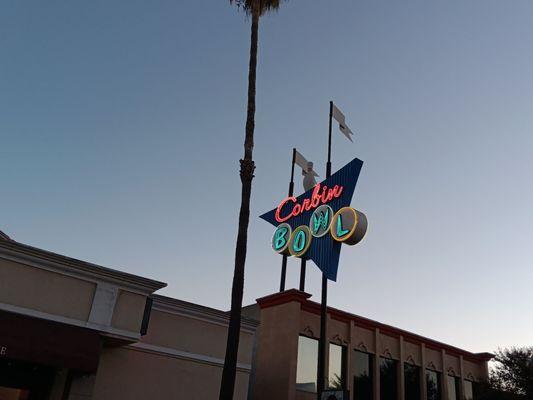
[353,325,375,353]
[299,311,320,339]
[327,318,349,344]
[0,258,95,321]
[253,302,301,400]
[111,290,146,333]
[463,359,484,381]
[404,341,421,365]
[380,334,400,360]
[142,310,254,363]
[445,354,460,376]
[93,346,250,400]
[425,348,442,371]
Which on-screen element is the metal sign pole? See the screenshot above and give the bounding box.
[317,101,334,398]
[299,259,307,291]
[261,102,363,400]
[279,148,297,292]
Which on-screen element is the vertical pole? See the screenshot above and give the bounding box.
[441,350,449,400]
[289,147,296,195]
[299,259,306,291]
[279,256,288,292]
[421,343,427,400]
[459,355,465,400]
[318,101,334,399]
[326,101,333,177]
[399,336,405,400]
[318,274,328,395]
[280,148,296,292]
[374,329,381,400]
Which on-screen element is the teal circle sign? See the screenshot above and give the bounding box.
[271,223,292,254]
[288,226,312,258]
[309,204,334,238]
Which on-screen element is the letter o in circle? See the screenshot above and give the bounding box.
[288,226,312,258]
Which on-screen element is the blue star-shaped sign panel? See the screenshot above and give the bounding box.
[260,158,363,281]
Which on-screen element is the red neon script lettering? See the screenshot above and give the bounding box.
[274,184,344,223]
[275,197,297,223]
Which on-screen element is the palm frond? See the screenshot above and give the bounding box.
[229,0,285,16]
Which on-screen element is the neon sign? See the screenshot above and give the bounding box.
[260,158,366,282]
[275,183,344,223]
[271,205,365,258]
[272,223,292,254]
[309,205,333,237]
[288,226,312,257]
[331,207,367,245]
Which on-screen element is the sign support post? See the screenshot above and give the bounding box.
[261,102,364,400]
[280,148,311,293]
[317,101,334,398]
[299,259,306,291]
[279,148,297,292]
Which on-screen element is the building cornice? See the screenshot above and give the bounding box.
[0,301,140,342]
[256,289,493,363]
[256,289,312,308]
[0,230,12,241]
[153,295,259,334]
[127,342,252,372]
[0,240,167,295]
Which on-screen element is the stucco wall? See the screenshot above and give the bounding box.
[353,325,375,353]
[404,340,422,365]
[464,359,487,381]
[0,258,95,321]
[142,309,255,364]
[93,346,250,400]
[253,291,491,400]
[380,334,400,360]
[93,301,257,400]
[254,301,301,400]
[111,290,147,333]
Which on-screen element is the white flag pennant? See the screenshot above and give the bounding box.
[294,149,319,192]
[294,150,319,177]
[332,103,354,142]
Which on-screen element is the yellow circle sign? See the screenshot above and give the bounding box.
[288,225,312,258]
[330,207,368,245]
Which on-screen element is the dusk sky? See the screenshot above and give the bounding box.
[2,1,532,354]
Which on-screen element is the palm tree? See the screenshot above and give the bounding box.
[220,1,285,399]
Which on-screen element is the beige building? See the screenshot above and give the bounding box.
[0,231,257,400]
[0,230,491,400]
[246,290,492,400]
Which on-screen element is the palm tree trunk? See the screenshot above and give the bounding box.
[219,4,259,400]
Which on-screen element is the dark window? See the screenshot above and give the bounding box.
[328,344,346,389]
[464,380,474,400]
[447,375,460,400]
[473,381,480,399]
[296,336,318,392]
[380,357,397,400]
[404,363,421,400]
[426,370,441,400]
[353,350,373,400]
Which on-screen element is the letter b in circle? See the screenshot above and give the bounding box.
[272,223,292,255]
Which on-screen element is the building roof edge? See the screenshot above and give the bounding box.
[0,239,167,294]
[152,294,259,331]
[0,230,12,241]
[256,290,494,363]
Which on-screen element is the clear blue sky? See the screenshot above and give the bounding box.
[2,0,532,353]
